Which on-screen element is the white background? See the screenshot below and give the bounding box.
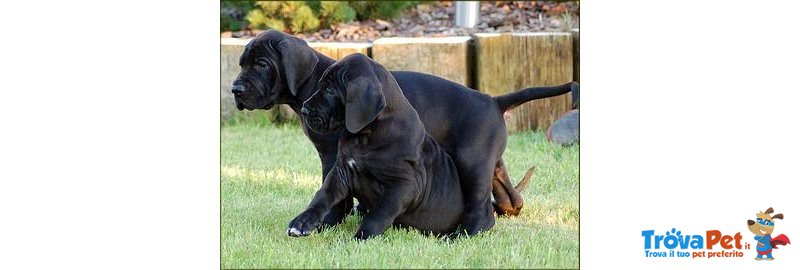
[1,0,798,269]
[581,0,800,269]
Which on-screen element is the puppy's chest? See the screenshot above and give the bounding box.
[338,152,386,207]
[338,146,385,180]
[338,132,389,168]
[338,133,413,191]
[339,145,411,177]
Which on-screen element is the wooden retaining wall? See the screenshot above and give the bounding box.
[220,38,251,122]
[371,37,472,87]
[310,42,371,60]
[474,33,573,132]
[221,32,578,132]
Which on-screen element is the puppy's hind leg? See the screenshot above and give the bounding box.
[458,161,497,236]
[354,181,415,240]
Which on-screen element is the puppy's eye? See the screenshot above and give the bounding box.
[255,58,269,68]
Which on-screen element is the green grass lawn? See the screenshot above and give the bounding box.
[221,122,579,269]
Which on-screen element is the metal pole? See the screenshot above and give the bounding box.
[455,1,480,28]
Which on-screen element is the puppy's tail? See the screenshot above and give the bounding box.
[514,166,536,193]
[493,82,579,112]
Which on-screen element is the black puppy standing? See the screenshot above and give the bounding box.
[231,30,577,235]
[288,54,464,239]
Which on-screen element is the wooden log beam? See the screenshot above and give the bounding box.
[220,38,252,123]
[474,33,573,132]
[371,36,472,87]
[309,42,371,60]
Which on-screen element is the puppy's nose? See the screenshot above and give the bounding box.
[747,220,755,226]
[231,85,245,95]
[300,107,310,116]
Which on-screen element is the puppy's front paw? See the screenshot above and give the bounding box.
[287,211,322,237]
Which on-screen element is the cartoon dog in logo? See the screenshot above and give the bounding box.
[747,207,791,261]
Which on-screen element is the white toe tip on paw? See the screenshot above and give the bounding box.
[288,227,303,236]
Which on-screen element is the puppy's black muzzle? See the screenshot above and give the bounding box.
[231,82,276,111]
[300,106,324,132]
[231,84,245,110]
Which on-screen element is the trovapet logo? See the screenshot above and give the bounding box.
[642,228,746,259]
[641,207,791,260]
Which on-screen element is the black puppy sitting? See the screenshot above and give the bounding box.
[287,53,464,240]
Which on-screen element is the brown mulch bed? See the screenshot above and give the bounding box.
[221,1,579,42]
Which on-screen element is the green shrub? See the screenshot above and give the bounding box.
[348,1,417,20]
[243,1,416,34]
[246,1,320,33]
[221,1,255,32]
[246,8,286,31]
[290,4,320,32]
[255,1,282,13]
[320,1,357,27]
[221,14,242,32]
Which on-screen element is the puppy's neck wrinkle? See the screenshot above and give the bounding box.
[286,53,335,112]
[352,128,373,145]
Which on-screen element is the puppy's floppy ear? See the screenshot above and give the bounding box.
[277,36,319,96]
[772,213,784,220]
[344,76,386,133]
[765,207,775,214]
